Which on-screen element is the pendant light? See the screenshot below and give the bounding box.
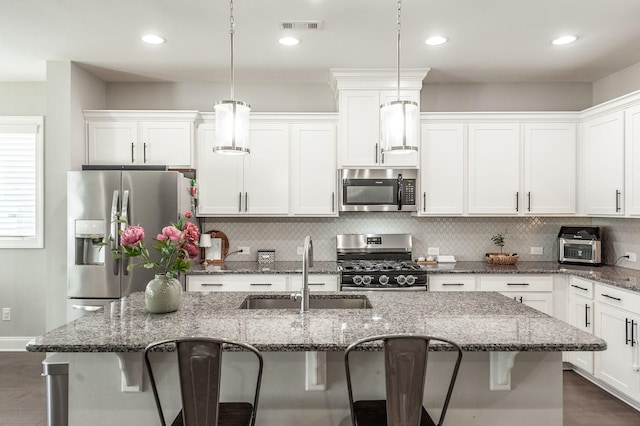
[214,0,251,155]
[380,0,419,155]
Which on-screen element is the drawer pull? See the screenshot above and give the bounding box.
[571,284,588,291]
[250,283,273,286]
[309,283,326,286]
[201,283,224,287]
[507,283,530,286]
[442,283,465,286]
[602,294,622,301]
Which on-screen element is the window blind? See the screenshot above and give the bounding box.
[0,118,42,247]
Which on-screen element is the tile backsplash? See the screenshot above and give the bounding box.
[201,214,612,264]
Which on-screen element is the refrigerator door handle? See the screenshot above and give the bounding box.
[121,190,130,275]
[110,190,120,276]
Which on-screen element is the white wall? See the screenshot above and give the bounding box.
[593,60,640,105]
[0,82,47,346]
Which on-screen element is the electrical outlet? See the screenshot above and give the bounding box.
[297,247,303,255]
[626,252,637,262]
[427,247,440,256]
[530,247,544,255]
[2,308,10,321]
[239,246,250,255]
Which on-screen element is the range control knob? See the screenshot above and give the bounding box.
[352,275,363,286]
[379,275,389,285]
[396,275,407,286]
[362,275,372,285]
[405,275,416,286]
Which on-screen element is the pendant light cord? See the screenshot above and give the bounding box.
[229,0,235,100]
[396,0,401,101]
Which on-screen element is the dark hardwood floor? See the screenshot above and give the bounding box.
[1,352,640,425]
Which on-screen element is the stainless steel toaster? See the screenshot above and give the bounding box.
[558,226,602,266]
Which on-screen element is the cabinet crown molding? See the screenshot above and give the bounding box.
[329,68,430,95]
[83,110,199,121]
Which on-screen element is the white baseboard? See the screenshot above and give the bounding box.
[0,336,34,351]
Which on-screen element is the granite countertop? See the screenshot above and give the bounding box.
[189,260,640,293]
[189,261,339,275]
[26,291,605,353]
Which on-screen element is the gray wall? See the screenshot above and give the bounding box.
[593,60,640,105]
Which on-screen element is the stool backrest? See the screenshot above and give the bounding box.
[144,337,263,426]
[344,334,463,426]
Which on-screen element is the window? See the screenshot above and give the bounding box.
[0,116,44,248]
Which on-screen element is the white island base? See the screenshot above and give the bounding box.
[47,350,562,426]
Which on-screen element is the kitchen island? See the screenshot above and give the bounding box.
[28,291,606,426]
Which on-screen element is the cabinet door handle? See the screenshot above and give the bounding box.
[627,318,632,345]
[423,192,426,212]
[250,283,272,286]
[375,143,379,164]
[513,296,523,303]
[309,283,326,286]
[143,143,148,163]
[633,320,638,347]
[442,283,465,286]
[131,142,135,163]
[585,304,591,328]
[515,192,519,212]
[331,192,335,213]
[527,192,531,212]
[616,190,621,212]
[202,283,224,287]
[571,284,588,291]
[238,192,242,212]
[245,192,248,212]
[507,283,529,286]
[602,293,622,301]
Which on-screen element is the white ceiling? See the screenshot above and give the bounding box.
[2,0,640,84]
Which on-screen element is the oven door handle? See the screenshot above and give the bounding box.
[341,286,427,292]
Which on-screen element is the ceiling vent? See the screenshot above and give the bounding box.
[280,21,324,30]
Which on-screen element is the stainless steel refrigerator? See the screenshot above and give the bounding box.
[67,169,191,320]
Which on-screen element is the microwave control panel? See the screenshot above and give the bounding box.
[401,179,416,205]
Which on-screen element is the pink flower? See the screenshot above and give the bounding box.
[121,226,145,247]
[184,211,193,219]
[157,226,181,242]
[182,222,200,243]
[181,241,199,260]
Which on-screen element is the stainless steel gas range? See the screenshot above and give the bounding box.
[337,234,427,291]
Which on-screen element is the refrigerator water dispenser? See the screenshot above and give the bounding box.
[75,220,105,265]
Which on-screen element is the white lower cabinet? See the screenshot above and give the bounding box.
[479,275,554,316]
[594,283,640,402]
[428,275,476,291]
[187,274,338,292]
[566,277,595,373]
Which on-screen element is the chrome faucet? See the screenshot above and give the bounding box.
[291,236,313,312]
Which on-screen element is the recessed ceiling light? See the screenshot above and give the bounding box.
[141,34,166,45]
[279,36,301,46]
[425,36,448,46]
[552,35,577,45]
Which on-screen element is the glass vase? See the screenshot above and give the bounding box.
[145,274,182,313]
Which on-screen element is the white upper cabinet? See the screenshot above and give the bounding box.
[196,120,289,216]
[625,104,640,215]
[581,111,625,215]
[330,69,429,169]
[196,114,338,217]
[523,123,577,214]
[338,89,419,167]
[419,123,465,215]
[84,111,197,168]
[291,123,338,216]
[467,123,520,214]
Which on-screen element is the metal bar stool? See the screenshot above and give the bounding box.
[144,337,263,426]
[344,334,463,426]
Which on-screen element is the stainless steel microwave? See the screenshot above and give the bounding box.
[339,168,418,212]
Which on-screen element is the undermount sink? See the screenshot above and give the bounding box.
[239,295,372,310]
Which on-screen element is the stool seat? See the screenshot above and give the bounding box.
[353,400,436,426]
[170,403,254,426]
